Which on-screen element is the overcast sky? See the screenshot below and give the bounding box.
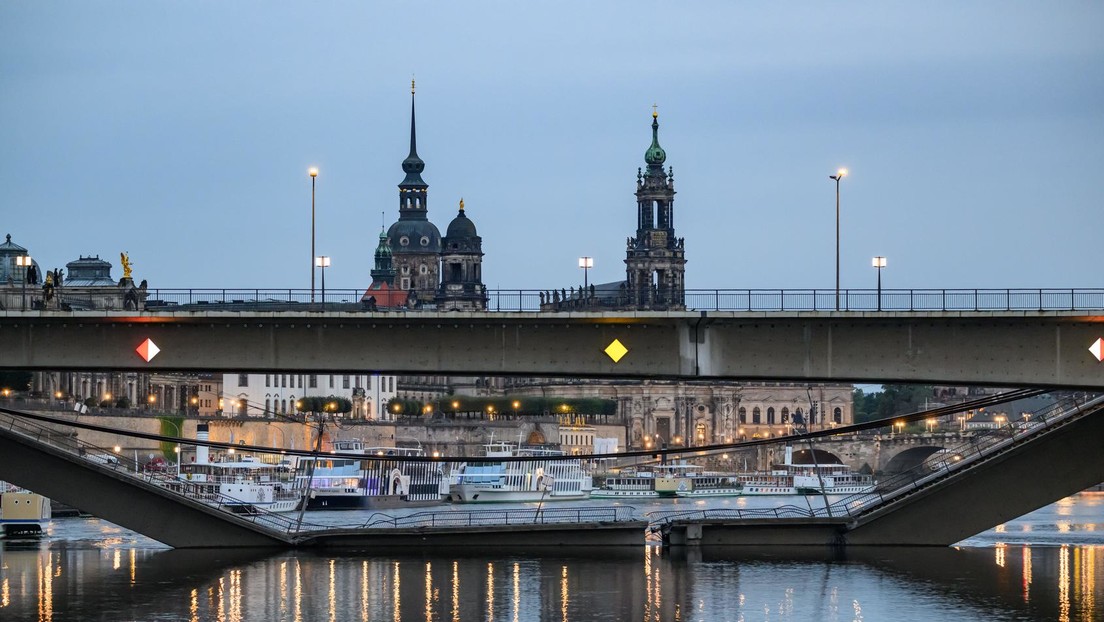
[1,2,1101,292]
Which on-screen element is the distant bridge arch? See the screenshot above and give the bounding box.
[883,446,946,474]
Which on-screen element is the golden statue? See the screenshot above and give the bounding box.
[120,252,133,279]
[459,197,464,212]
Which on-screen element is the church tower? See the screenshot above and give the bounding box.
[436,199,487,311]
[386,80,442,304]
[624,108,685,310]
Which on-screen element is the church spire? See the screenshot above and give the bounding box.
[400,79,427,189]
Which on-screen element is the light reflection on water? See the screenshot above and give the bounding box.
[0,495,1102,620]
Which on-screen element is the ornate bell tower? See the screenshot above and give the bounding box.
[624,107,685,310]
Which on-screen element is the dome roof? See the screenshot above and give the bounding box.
[445,201,478,239]
[644,114,666,167]
[387,219,442,254]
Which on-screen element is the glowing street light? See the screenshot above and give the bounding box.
[894,420,904,436]
[829,168,848,311]
[15,255,32,310]
[872,256,886,311]
[315,256,331,310]
[578,256,593,290]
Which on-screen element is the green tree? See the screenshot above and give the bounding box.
[296,395,352,415]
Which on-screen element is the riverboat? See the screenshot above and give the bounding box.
[178,456,303,513]
[591,463,742,499]
[297,440,448,510]
[447,442,592,503]
[738,446,875,495]
[0,486,51,537]
[170,422,302,514]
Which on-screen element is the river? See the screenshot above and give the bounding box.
[1,493,1102,621]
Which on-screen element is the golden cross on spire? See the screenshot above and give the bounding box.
[652,103,658,119]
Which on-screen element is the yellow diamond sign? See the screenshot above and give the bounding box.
[604,339,629,363]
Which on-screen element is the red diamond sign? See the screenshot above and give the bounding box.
[1091,338,1104,362]
[136,338,160,363]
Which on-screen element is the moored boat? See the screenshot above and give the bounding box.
[298,440,448,510]
[1,488,51,538]
[592,462,743,499]
[738,446,875,496]
[175,423,302,513]
[447,441,592,503]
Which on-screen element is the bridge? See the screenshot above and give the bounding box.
[1,308,1103,388]
[2,393,1102,549]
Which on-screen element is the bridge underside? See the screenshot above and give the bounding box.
[1,311,1102,388]
[665,407,1104,547]
[0,424,291,548]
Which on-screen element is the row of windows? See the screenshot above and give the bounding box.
[237,374,395,393]
[737,406,844,425]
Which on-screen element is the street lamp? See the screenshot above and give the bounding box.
[315,256,330,310]
[829,168,847,311]
[578,256,593,291]
[309,167,319,302]
[872,256,886,311]
[894,420,904,436]
[15,255,32,310]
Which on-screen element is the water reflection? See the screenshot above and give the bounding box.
[1,543,1102,621]
[5,495,1104,621]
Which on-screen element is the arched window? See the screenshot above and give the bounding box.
[281,399,287,414]
[738,407,747,423]
[767,407,776,424]
[752,407,761,424]
[834,407,843,424]
[265,398,271,414]
[795,408,804,424]
[781,407,790,423]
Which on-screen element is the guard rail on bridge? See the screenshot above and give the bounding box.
[647,393,1104,530]
[126,287,1104,313]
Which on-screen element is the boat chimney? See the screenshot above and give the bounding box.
[784,444,793,466]
[196,423,210,465]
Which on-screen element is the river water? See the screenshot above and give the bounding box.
[2,493,1102,621]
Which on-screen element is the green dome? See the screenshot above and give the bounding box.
[644,116,666,166]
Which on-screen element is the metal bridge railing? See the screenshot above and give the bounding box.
[129,287,1104,313]
[353,506,634,530]
[0,412,310,535]
[646,393,1103,527]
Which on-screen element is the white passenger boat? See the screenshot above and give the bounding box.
[0,486,51,538]
[447,442,592,503]
[592,463,743,499]
[738,446,875,496]
[175,423,302,513]
[179,457,302,513]
[298,440,448,510]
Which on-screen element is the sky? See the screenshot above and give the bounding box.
[1,2,1101,292]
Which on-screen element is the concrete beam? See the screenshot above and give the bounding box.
[1,310,1103,388]
[0,424,291,548]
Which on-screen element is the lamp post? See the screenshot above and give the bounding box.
[315,256,330,310]
[15,255,32,310]
[578,256,593,291]
[829,169,847,310]
[309,167,319,302]
[872,256,886,311]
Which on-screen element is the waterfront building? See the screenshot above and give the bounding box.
[221,372,397,420]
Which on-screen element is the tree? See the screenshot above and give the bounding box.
[296,395,352,415]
